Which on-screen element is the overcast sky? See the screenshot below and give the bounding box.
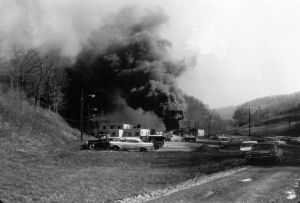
[2,0,300,108]
[157,0,300,108]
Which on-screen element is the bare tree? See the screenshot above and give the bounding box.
[7,48,66,112]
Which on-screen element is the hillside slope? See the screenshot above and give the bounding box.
[233,91,300,127]
[241,91,300,110]
[0,90,78,155]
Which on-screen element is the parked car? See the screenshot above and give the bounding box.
[265,136,287,146]
[282,137,300,145]
[218,137,231,146]
[272,140,287,146]
[246,142,283,163]
[81,137,110,150]
[141,135,165,149]
[170,135,183,142]
[240,141,258,152]
[183,135,196,143]
[110,137,154,151]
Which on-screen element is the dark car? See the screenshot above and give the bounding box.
[140,135,165,149]
[81,137,110,150]
[246,143,283,163]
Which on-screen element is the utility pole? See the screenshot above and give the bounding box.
[248,104,251,136]
[207,113,212,137]
[80,88,84,142]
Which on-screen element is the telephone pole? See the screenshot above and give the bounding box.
[80,88,84,142]
[248,103,251,136]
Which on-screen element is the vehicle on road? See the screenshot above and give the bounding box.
[240,141,258,152]
[110,137,154,151]
[246,142,283,163]
[81,137,110,150]
[281,136,300,145]
[183,135,196,142]
[141,135,165,149]
[272,140,287,146]
[265,136,287,146]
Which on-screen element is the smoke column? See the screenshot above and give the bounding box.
[0,1,200,130]
[63,7,187,130]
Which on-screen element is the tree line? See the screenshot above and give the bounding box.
[0,48,67,113]
[0,48,232,133]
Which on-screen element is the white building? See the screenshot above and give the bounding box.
[97,122,150,138]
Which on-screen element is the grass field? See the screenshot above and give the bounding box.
[0,90,244,203]
[0,145,245,203]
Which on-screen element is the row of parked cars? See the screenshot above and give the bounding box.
[81,137,157,152]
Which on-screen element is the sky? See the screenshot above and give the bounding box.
[2,0,300,108]
[158,0,300,108]
[180,1,300,108]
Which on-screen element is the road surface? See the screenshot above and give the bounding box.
[147,166,300,203]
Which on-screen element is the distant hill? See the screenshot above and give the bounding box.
[214,106,237,120]
[239,91,300,110]
[231,91,300,137]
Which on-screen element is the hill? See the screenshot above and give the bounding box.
[230,91,300,136]
[233,91,300,126]
[0,90,78,155]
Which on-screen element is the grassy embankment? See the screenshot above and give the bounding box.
[0,91,244,203]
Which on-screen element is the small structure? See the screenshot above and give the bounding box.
[123,128,151,137]
[96,122,133,138]
[99,122,133,130]
[96,122,152,138]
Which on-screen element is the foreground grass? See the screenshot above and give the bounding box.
[0,146,245,203]
[0,90,245,203]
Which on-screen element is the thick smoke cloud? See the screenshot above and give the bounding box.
[0,1,192,130]
[0,0,139,59]
[63,7,187,130]
[103,96,165,130]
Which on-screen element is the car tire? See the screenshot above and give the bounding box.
[89,144,95,150]
[112,146,120,151]
[140,148,147,152]
[276,156,282,164]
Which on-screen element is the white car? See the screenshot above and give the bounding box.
[240,141,258,152]
[110,137,154,151]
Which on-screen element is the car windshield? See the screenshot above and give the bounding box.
[252,144,274,150]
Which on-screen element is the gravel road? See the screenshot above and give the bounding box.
[147,166,300,203]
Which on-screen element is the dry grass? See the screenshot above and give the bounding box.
[0,150,245,203]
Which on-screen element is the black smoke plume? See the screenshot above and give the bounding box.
[102,95,166,130]
[63,8,186,130]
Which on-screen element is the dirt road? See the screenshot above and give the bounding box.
[147,166,300,203]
